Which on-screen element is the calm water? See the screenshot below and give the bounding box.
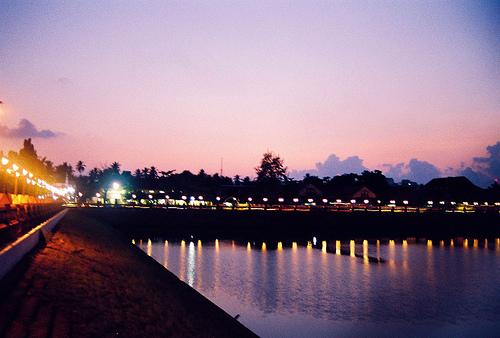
[135,237,500,337]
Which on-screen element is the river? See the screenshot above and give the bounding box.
[135,237,500,337]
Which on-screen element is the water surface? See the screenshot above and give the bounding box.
[135,237,500,337]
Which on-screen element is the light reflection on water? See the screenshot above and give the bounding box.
[136,238,500,337]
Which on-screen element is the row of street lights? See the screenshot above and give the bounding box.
[112,190,500,207]
[0,156,67,198]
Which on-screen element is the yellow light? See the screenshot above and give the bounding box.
[262,242,267,251]
[335,240,341,255]
[292,242,298,250]
[1,157,8,165]
[350,240,355,257]
[12,164,19,171]
[363,240,368,263]
[277,242,283,251]
[22,169,28,176]
[322,241,327,253]
[28,172,33,178]
[112,182,120,190]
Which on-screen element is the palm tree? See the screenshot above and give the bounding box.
[76,160,86,176]
[110,162,121,175]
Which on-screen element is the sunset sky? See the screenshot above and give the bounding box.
[1,1,499,181]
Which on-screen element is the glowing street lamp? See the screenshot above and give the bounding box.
[307,198,313,203]
[181,195,187,200]
[1,157,8,166]
[112,182,120,190]
[336,199,342,203]
[389,200,396,204]
[427,201,433,205]
[278,197,284,203]
[198,195,203,200]
[247,197,252,202]
[322,198,328,203]
[22,169,28,176]
[148,194,153,199]
[403,200,409,205]
[12,164,19,171]
[350,199,356,204]
[263,197,268,202]
[216,196,221,201]
[363,199,369,204]
[293,198,299,203]
[132,194,137,199]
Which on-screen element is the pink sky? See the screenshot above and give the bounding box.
[0,1,499,177]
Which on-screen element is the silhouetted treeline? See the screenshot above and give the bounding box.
[2,140,499,203]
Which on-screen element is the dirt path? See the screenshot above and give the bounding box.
[0,209,256,337]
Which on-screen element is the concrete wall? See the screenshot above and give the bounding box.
[0,209,68,280]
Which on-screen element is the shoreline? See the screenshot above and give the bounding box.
[81,207,500,240]
[0,209,256,337]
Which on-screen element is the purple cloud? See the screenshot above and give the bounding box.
[0,118,60,139]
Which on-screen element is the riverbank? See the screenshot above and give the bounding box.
[81,207,500,240]
[0,209,256,337]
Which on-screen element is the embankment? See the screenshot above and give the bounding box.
[82,207,500,240]
[0,209,256,337]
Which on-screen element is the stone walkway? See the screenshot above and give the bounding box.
[0,209,256,337]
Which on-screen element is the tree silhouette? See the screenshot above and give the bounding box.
[76,160,86,176]
[110,162,121,175]
[255,151,288,184]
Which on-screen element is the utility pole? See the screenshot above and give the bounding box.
[220,157,223,177]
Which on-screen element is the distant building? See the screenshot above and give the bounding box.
[424,176,484,201]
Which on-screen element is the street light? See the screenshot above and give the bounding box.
[293,198,299,203]
[278,197,284,203]
[1,157,8,166]
[112,182,120,190]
